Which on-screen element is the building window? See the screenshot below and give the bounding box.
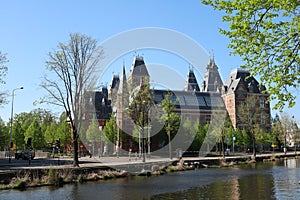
[260,97,265,108]
[249,101,255,108]
[261,113,266,124]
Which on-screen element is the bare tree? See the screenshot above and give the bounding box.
[279,113,298,153]
[0,51,8,105]
[237,95,270,159]
[41,33,103,166]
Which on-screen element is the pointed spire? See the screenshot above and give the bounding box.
[207,49,217,69]
[202,54,223,92]
[184,66,200,92]
[128,55,150,90]
[118,65,128,94]
[122,64,126,80]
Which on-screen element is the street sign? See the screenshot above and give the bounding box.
[226,138,230,143]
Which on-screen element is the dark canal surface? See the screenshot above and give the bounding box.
[0,158,299,200]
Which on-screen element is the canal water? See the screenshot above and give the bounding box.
[0,159,299,200]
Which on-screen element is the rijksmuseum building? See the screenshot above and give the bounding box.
[85,55,271,152]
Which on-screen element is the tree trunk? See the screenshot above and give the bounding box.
[221,141,225,159]
[252,135,256,160]
[73,128,79,167]
[168,129,172,160]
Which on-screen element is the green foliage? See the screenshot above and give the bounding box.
[0,110,72,151]
[103,114,117,144]
[12,112,35,150]
[240,129,251,147]
[129,83,154,151]
[57,113,71,146]
[12,119,25,150]
[44,121,58,144]
[197,123,209,145]
[184,118,209,151]
[183,118,197,138]
[160,92,180,159]
[253,124,269,144]
[236,95,270,155]
[0,118,8,150]
[202,0,300,110]
[129,83,152,128]
[161,92,180,135]
[17,110,54,150]
[131,125,140,143]
[40,110,56,137]
[24,119,44,149]
[271,114,284,147]
[13,180,27,189]
[86,117,101,143]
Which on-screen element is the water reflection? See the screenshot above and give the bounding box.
[152,160,300,200]
[272,158,300,200]
[152,173,276,200]
[0,159,299,200]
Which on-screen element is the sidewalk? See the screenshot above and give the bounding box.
[1,151,299,171]
[0,154,173,171]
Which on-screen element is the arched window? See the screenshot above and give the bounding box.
[260,97,265,108]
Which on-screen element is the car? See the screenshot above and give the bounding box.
[15,151,34,160]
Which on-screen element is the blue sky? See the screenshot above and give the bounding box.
[0,0,299,124]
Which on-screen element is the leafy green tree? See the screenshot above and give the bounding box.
[12,112,34,150]
[38,109,56,136]
[224,126,236,148]
[161,92,180,160]
[44,121,58,145]
[0,117,8,150]
[271,114,283,148]
[129,83,153,161]
[253,124,271,152]
[86,117,101,155]
[57,112,71,148]
[197,123,209,149]
[12,119,25,150]
[102,114,118,154]
[0,51,8,105]
[183,119,207,151]
[24,119,44,149]
[185,120,209,153]
[202,0,300,110]
[215,117,234,157]
[183,118,197,146]
[240,129,252,152]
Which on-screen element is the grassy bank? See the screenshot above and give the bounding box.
[0,168,130,190]
[1,154,298,190]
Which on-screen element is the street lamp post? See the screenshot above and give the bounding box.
[141,104,146,162]
[148,125,151,157]
[8,86,24,163]
[117,120,120,158]
[284,127,287,155]
[147,107,151,159]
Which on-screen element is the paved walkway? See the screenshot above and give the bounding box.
[0,151,299,172]
[0,155,173,171]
